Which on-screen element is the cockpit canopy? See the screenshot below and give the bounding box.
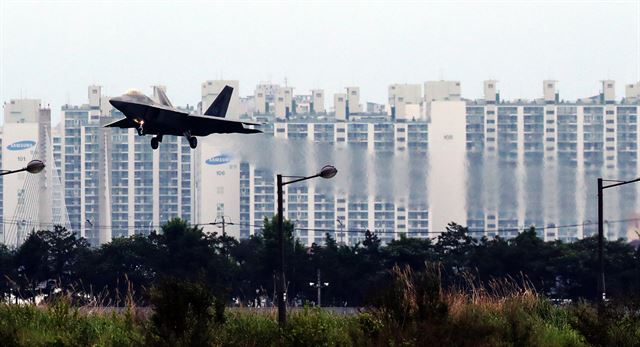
[121,89,155,104]
[125,88,143,96]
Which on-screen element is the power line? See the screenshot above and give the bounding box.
[2,216,638,238]
[205,217,640,236]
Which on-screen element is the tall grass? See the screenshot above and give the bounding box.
[1,266,639,346]
[0,298,143,346]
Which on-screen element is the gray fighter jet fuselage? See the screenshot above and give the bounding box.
[106,85,261,149]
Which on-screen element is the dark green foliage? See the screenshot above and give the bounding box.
[12,226,89,303]
[147,278,218,347]
[0,217,638,346]
[3,218,640,310]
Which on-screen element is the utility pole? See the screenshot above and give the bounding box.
[212,216,231,236]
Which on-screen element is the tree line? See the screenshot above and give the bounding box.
[0,217,638,306]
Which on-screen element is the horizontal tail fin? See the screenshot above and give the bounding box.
[204,85,233,117]
[103,117,137,128]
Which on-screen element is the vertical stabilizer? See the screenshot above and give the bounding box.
[204,86,233,117]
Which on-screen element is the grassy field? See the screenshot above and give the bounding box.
[1,266,639,347]
[1,294,639,346]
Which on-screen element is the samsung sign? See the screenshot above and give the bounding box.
[7,140,36,151]
[205,153,232,165]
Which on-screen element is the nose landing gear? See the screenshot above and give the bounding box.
[150,135,163,150]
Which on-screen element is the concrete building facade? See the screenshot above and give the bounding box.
[3,79,640,247]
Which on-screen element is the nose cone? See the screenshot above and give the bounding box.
[109,97,126,110]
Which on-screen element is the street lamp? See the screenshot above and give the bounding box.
[309,269,329,307]
[276,165,337,326]
[0,159,45,176]
[596,176,640,310]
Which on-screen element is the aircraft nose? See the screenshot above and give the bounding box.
[109,97,125,109]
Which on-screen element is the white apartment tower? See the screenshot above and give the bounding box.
[626,82,640,102]
[346,87,361,115]
[424,81,461,102]
[275,87,293,119]
[311,89,325,114]
[543,80,558,103]
[2,99,66,246]
[484,80,499,103]
[334,93,347,120]
[388,84,422,120]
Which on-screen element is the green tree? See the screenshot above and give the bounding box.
[76,235,160,305]
[13,226,88,302]
[0,244,15,300]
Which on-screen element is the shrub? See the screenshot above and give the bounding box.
[146,278,219,347]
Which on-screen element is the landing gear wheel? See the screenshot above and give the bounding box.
[151,137,159,150]
[189,136,197,149]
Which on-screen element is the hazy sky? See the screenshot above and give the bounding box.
[1,0,639,123]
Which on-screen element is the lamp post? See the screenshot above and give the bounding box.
[0,159,45,176]
[0,160,45,245]
[596,176,640,310]
[277,165,337,326]
[309,269,329,307]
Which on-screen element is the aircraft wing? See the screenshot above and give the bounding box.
[185,114,262,135]
[104,117,138,128]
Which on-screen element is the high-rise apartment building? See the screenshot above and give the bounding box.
[465,80,639,242]
[3,79,639,247]
[388,84,422,120]
[1,99,65,246]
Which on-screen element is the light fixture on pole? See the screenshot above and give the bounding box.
[309,269,329,307]
[0,159,45,176]
[276,165,337,326]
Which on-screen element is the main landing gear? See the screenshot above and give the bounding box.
[183,131,197,149]
[189,136,197,149]
[150,135,163,150]
[148,134,197,150]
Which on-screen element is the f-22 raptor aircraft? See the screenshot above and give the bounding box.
[105,85,261,149]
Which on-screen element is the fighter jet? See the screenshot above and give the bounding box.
[105,85,261,149]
